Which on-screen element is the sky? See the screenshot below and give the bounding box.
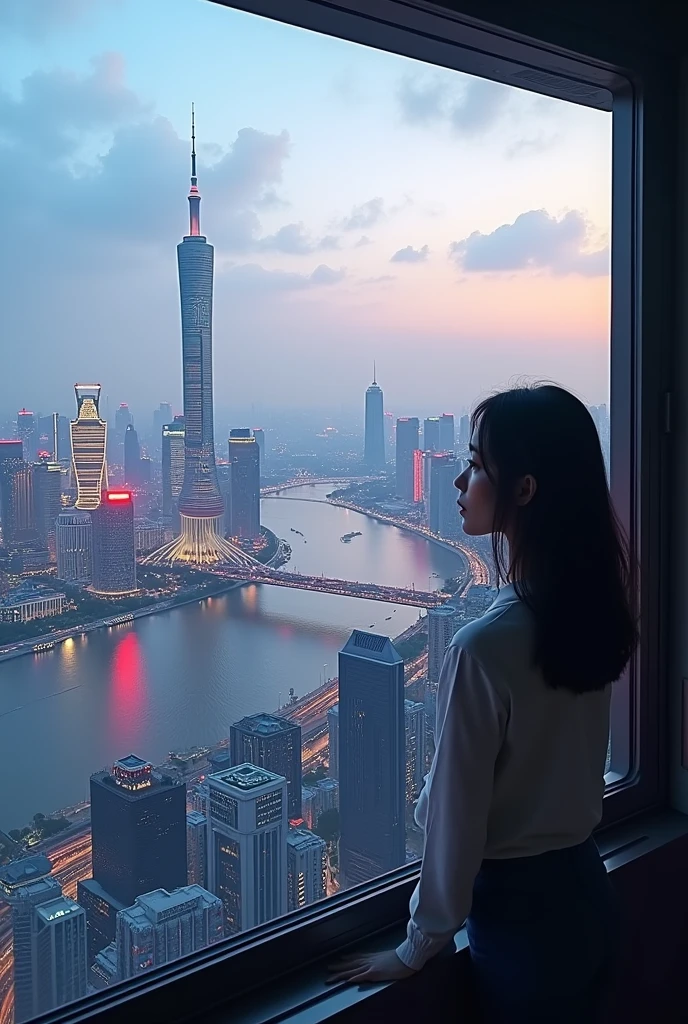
[0,0,612,427]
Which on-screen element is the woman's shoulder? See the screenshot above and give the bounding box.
[449,599,534,667]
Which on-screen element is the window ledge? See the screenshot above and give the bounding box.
[201,807,688,1024]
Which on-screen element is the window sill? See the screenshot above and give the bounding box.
[199,807,688,1024]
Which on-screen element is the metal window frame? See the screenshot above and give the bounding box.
[37,2,670,1022]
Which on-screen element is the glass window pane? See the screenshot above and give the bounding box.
[0,1,619,1020]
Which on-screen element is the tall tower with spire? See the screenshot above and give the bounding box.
[364,366,385,471]
[145,109,254,568]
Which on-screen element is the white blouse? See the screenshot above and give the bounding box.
[396,583,611,971]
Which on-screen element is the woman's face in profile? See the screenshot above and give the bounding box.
[454,431,496,537]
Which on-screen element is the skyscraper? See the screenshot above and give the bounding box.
[115,886,223,980]
[427,453,457,536]
[327,703,339,781]
[153,402,173,448]
[33,461,62,555]
[144,109,251,568]
[338,630,406,888]
[207,764,288,935]
[286,828,327,911]
[162,416,185,520]
[0,855,62,1024]
[55,510,92,582]
[77,878,125,965]
[33,896,88,1014]
[423,416,441,452]
[89,755,187,909]
[91,491,137,595]
[70,384,108,510]
[115,404,133,437]
[123,424,142,488]
[252,428,265,463]
[459,414,470,449]
[395,417,419,501]
[0,460,35,544]
[186,810,207,887]
[413,448,424,503]
[364,369,385,470]
[439,413,455,452]
[230,713,302,820]
[427,604,458,684]
[404,699,426,804]
[17,409,37,462]
[0,439,23,545]
[226,429,261,540]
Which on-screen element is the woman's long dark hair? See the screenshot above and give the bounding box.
[472,384,637,693]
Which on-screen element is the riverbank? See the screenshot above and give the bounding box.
[0,528,285,664]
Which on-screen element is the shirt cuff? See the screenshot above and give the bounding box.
[395,923,451,971]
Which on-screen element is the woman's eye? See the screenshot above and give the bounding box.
[467,459,478,470]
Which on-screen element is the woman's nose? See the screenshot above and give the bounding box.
[454,472,466,492]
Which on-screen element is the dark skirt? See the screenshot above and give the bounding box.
[466,836,620,1024]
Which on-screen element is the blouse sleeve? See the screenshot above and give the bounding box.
[396,644,507,971]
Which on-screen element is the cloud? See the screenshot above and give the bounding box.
[397,74,509,135]
[339,197,384,231]
[360,275,396,285]
[256,223,339,254]
[0,0,115,38]
[223,263,346,291]
[449,210,609,276]
[0,53,147,159]
[355,235,373,247]
[505,134,560,159]
[390,244,429,264]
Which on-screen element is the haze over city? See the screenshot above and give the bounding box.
[0,0,611,422]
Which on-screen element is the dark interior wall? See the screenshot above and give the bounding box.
[324,834,688,1024]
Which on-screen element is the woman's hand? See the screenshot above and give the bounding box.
[327,950,416,985]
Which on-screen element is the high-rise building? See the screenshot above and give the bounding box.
[91,490,137,595]
[286,828,327,912]
[76,878,125,965]
[458,414,470,449]
[439,413,455,452]
[252,428,265,464]
[395,417,419,501]
[364,369,385,470]
[153,403,173,448]
[427,604,459,684]
[33,461,62,555]
[404,699,426,804]
[0,856,62,1024]
[423,416,441,452]
[427,453,457,536]
[115,885,223,981]
[327,703,339,781]
[207,764,288,935]
[0,460,36,544]
[89,755,187,909]
[124,424,141,488]
[186,811,207,888]
[70,384,108,510]
[162,416,185,520]
[413,449,424,503]
[226,430,261,540]
[33,896,88,1014]
[57,415,71,465]
[144,110,250,568]
[135,519,165,555]
[17,409,37,462]
[55,510,92,582]
[230,713,302,820]
[338,630,406,888]
[115,404,133,437]
[0,439,23,545]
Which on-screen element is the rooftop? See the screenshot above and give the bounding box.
[287,828,327,851]
[186,811,206,826]
[233,713,298,737]
[115,754,151,771]
[429,604,458,617]
[210,763,285,791]
[340,629,403,665]
[0,855,53,891]
[36,896,81,923]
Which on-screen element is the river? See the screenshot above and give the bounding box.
[0,484,466,830]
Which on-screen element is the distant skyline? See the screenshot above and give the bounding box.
[0,0,611,418]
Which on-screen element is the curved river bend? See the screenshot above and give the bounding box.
[0,484,466,829]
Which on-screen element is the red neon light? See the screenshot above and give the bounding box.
[413,449,424,503]
[107,491,132,503]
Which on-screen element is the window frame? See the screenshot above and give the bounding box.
[37,1,671,1021]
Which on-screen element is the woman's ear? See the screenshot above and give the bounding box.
[515,474,537,507]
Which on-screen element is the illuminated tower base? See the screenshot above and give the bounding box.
[142,514,257,568]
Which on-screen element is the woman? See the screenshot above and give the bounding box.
[330,384,637,1022]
